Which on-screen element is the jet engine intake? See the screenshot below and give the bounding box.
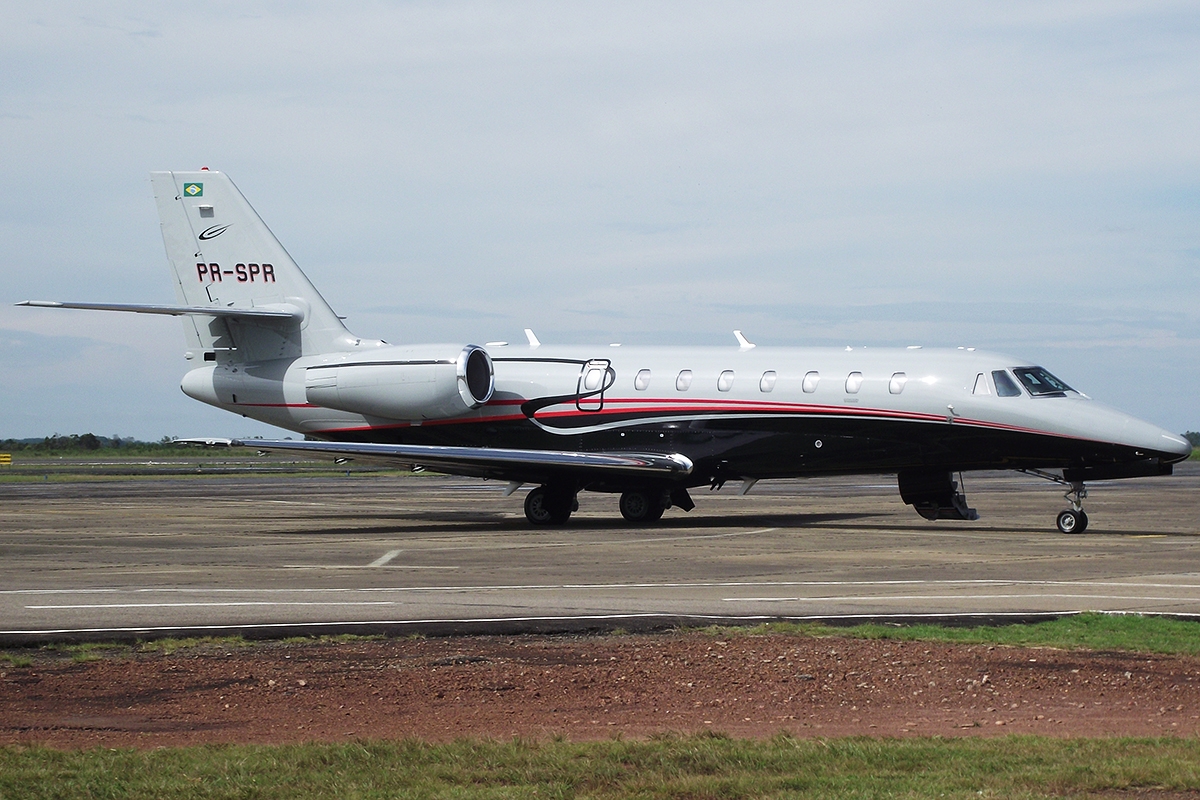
[305,344,494,420]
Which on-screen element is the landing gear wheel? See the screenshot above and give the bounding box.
[619,490,665,523]
[525,486,574,526]
[1056,509,1089,534]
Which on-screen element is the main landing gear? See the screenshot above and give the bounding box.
[618,489,665,523]
[1020,470,1089,534]
[522,484,696,525]
[619,487,695,524]
[523,485,578,526]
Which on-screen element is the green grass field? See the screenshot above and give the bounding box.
[2,735,1198,799]
[741,611,1200,655]
[4,614,1200,798]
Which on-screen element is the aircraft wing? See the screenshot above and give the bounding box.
[230,438,695,482]
[16,301,299,320]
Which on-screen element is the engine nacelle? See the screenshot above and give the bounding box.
[305,344,494,420]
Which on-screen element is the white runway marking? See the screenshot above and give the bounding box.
[5,609,1200,639]
[724,594,1193,603]
[27,602,401,610]
[269,528,784,569]
[368,549,403,568]
[7,578,1200,596]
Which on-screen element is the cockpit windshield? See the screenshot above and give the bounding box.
[1011,366,1073,397]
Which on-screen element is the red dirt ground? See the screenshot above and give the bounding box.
[3,632,1198,748]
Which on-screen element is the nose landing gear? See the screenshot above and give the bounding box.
[1055,481,1089,534]
[1021,470,1090,534]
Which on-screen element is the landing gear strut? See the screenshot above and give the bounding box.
[524,485,577,526]
[1020,470,1089,534]
[1055,481,1089,534]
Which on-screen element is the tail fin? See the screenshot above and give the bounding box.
[151,170,356,362]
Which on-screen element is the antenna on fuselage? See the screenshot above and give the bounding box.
[733,330,755,350]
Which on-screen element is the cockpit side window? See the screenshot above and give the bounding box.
[992,370,1022,397]
[1012,366,1072,397]
[972,372,991,395]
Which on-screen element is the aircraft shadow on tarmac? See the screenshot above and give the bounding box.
[272,511,888,538]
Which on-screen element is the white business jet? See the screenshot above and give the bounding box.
[19,170,1192,532]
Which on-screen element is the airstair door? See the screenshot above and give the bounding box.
[576,359,613,412]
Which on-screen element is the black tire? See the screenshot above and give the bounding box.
[619,490,664,523]
[525,486,573,526]
[1056,509,1087,534]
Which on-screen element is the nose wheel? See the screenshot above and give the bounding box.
[1056,508,1089,534]
[1054,479,1089,533]
[1019,471,1091,534]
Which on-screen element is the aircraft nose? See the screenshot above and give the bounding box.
[1110,412,1192,463]
[1158,431,1193,462]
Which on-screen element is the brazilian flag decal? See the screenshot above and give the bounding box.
[183,183,203,197]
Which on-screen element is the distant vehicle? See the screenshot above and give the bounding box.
[20,171,1192,532]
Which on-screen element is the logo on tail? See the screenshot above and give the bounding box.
[198,224,231,240]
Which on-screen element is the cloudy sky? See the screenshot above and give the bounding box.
[2,2,1198,440]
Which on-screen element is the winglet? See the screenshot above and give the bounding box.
[524,328,541,348]
[733,330,755,350]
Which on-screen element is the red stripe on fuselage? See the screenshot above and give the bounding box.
[306,398,1080,443]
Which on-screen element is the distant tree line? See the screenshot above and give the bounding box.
[1186,431,1200,448]
[0,434,181,454]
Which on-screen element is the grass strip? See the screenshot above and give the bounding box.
[740,611,1200,655]
[5,612,1200,665]
[2,735,1199,799]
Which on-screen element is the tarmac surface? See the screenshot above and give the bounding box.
[1,465,1198,643]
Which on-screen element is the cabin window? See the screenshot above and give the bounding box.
[992,370,1022,397]
[802,371,819,393]
[972,372,991,395]
[717,370,735,392]
[889,372,907,394]
[583,368,604,391]
[845,372,863,394]
[759,370,777,392]
[676,370,693,391]
[634,369,651,391]
[1012,366,1073,397]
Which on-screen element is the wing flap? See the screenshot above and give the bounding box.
[230,438,694,481]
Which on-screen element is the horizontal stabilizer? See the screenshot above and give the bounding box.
[231,438,694,482]
[16,300,300,320]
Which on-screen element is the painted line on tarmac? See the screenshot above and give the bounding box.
[28,592,1196,612]
[26,601,402,610]
[281,565,461,570]
[7,578,1200,597]
[7,610,1200,644]
[724,594,1195,603]
[367,549,403,567]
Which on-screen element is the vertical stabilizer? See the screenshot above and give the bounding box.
[151,170,356,361]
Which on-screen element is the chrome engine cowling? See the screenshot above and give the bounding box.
[304,344,494,420]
